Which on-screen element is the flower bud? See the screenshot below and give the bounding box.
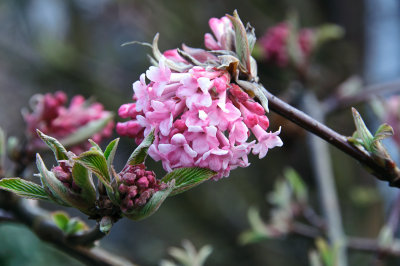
[118,164,166,212]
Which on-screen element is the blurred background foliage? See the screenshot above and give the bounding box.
[0,0,396,265]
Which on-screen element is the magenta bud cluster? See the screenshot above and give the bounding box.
[24,91,114,154]
[259,22,314,67]
[52,161,81,192]
[118,164,166,212]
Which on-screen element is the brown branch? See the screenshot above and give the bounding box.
[260,85,400,187]
[0,196,135,266]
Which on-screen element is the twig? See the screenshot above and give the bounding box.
[386,191,400,237]
[291,221,400,257]
[66,223,107,246]
[301,92,347,266]
[322,78,400,114]
[0,209,16,223]
[0,197,135,266]
[260,85,400,187]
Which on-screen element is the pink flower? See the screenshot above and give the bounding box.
[24,91,114,154]
[204,17,233,50]
[118,16,282,179]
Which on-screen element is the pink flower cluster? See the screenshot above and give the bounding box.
[118,164,166,212]
[384,95,400,146]
[117,16,282,179]
[259,22,314,67]
[24,91,114,154]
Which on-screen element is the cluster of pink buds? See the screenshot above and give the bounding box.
[117,16,282,179]
[259,22,314,67]
[23,91,114,154]
[118,164,166,212]
[51,161,80,192]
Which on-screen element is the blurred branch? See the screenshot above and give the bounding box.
[322,78,400,114]
[291,222,400,257]
[0,196,134,266]
[0,209,16,223]
[260,85,400,187]
[302,92,347,266]
[66,223,106,246]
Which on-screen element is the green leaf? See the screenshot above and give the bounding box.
[36,154,94,213]
[373,123,394,142]
[37,130,69,160]
[315,24,344,48]
[351,108,374,151]
[161,167,216,196]
[239,207,270,244]
[88,139,103,152]
[52,211,69,231]
[227,10,251,74]
[104,138,120,168]
[127,130,155,166]
[58,113,113,148]
[52,211,88,235]
[124,180,175,221]
[72,163,96,204]
[0,178,49,200]
[74,150,111,184]
[284,167,308,203]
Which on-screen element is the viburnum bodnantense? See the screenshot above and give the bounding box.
[117,11,283,179]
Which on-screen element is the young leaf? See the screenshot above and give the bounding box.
[373,124,394,142]
[127,130,155,166]
[161,167,216,196]
[88,139,103,152]
[52,211,88,235]
[58,113,113,148]
[37,130,69,160]
[351,108,374,151]
[104,138,120,168]
[284,167,307,203]
[74,150,111,184]
[227,10,251,74]
[0,178,49,200]
[52,211,69,230]
[72,163,96,204]
[124,180,175,221]
[36,154,94,213]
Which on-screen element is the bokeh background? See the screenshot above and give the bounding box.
[0,0,399,265]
